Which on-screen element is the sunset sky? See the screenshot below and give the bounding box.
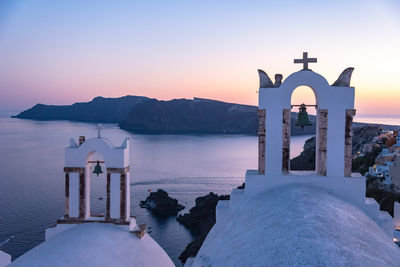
[0,0,399,114]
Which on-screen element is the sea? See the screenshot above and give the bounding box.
[0,111,398,266]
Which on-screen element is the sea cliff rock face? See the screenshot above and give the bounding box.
[14,95,150,123]
[177,192,230,263]
[119,98,317,135]
[15,95,393,135]
[290,136,316,171]
[140,189,184,216]
[15,95,323,135]
[290,126,383,172]
[120,98,258,134]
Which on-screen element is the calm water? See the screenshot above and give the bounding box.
[354,114,400,126]
[0,114,320,265]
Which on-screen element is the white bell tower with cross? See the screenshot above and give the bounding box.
[59,130,132,225]
[246,53,368,205]
[236,53,395,238]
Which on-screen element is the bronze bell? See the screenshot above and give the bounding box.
[295,103,312,130]
[92,160,103,176]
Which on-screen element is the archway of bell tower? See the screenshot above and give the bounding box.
[288,86,317,172]
[86,151,107,218]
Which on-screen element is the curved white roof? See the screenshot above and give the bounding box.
[9,223,174,267]
[0,250,11,267]
[192,185,400,267]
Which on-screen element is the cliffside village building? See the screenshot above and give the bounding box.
[368,130,400,187]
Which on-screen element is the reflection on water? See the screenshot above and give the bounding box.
[0,116,309,266]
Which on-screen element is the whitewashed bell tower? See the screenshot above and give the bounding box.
[257,52,356,177]
[59,128,131,224]
[238,53,394,238]
[246,52,369,207]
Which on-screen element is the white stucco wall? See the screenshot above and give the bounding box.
[69,172,79,218]
[65,137,129,169]
[245,170,366,209]
[45,224,77,241]
[258,70,354,176]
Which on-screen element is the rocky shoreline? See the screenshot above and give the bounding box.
[176,192,230,263]
[139,189,185,216]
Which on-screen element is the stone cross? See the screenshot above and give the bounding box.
[294,52,317,70]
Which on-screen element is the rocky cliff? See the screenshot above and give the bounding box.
[119,97,317,135]
[176,192,230,263]
[290,125,382,172]
[140,189,185,216]
[13,95,150,123]
[14,96,318,135]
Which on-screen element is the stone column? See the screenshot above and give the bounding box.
[79,172,86,219]
[63,167,85,219]
[106,172,111,219]
[282,109,291,173]
[65,172,69,217]
[345,109,356,177]
[120,172,127,221]
[258,109,266,174]
[317,109,328,176]
[395,202,400,230]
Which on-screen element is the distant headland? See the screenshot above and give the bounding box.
[12,95,398,135]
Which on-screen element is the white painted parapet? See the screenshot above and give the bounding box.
[65,137,129,169]
[45,224,77,241]
[216,200,230,223]
[245,170,366,209]
[62,136,131,223]
[229,188,245,209]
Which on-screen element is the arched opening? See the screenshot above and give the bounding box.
[289,86,317,172]
[86,151,107,217]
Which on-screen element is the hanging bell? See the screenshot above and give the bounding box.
[295,103,312,130]
[92,160,103,176]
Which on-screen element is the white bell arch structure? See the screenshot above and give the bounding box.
[60,136,131,224]
[258,70,355,177]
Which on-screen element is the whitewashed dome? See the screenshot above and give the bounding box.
[190,185,400,267]
[9,223,174,267]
